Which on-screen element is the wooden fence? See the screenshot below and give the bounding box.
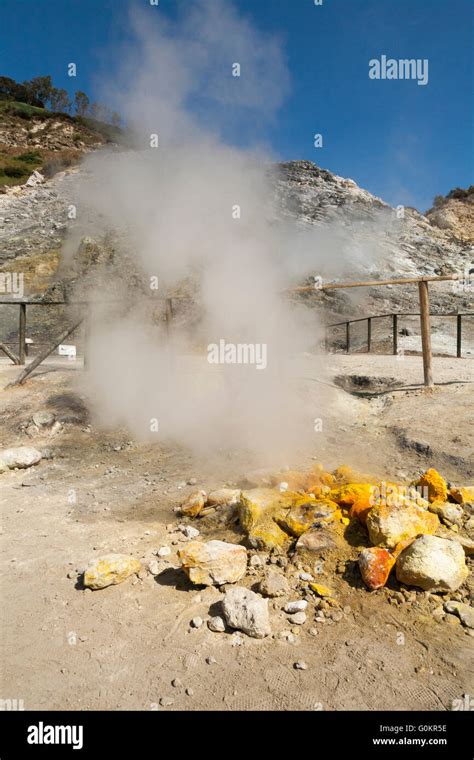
[326,312,473,358]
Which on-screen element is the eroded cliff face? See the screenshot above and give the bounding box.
[0,156,472,347]
[427,194,474,245]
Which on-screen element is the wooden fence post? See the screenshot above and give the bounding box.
[165,298,173,338]
[457,314,462,358]
[7,318,83,387]
[345,322,350,353]
[18,303,26,365]
[0,342,20,364]
[367,317,372,353]
[418,281,434,387]
[392,314,398,355]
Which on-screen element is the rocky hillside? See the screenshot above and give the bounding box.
[0,122,472,352]
[0,99,122,188]
[426,190,474,244]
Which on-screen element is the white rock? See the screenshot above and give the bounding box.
[1,447,42,469]
[444,601,474,629]
[32,411,55,428]
[147,560,160,575]
[222,586,272,638]
[208,616,226,632]
[191,616,203,628]
[25,170,45,187]
[178,540,247,586]
[284,600,308,614]
[294,661,308,670]
[157,546,171,557]
[288,611,307,625]
[180,525,200,539]
[396,535,469,592]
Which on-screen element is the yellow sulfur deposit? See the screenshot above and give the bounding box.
[416,468,448,503]
[450,486,474,505]
[271,470,308,491]
[238,489,299,532]
[366,502,439,549]
[329,482,374,507]
[276,499,338,537]
[309,582,335,599]
[248,521,290,551]
[180,490,207,517]
[83,554,142,590]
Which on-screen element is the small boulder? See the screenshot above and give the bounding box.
[367,502,439,548]
[396,535,469,592]
[450,486,474,506]
[276,499,337,537]
[207,488,241,507]
[359,547,396,590]
[416,468,447,503]
[296,526,339,555]
[1,446,42,469]
[259,570,289,598]
[429,501,463,526]
[32,411,55,428]
[238,489,298,550]
[222,586,271,638]
[248,521,289,551]
[180,490,207,517]
[83,554,141,590]
[444,601,474,629]
[178,540,247,586]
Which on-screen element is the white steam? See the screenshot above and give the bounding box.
[64,1,347,462]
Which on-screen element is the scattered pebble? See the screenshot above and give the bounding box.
[206,656,217,665]
[171,678,182,688]
[191,616,203,628]
[294,661,308,670]
[288,611,306,625]
[279,630,296,643]
[180,525,200,539]
[284,600,307,614]
[185,687,194,696]
[159,697,174,707]
[208,616,226,632]
[157,546,171,557]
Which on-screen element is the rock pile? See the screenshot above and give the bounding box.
[172,464,473,637]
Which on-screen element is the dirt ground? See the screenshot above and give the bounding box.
[1,352,473,711]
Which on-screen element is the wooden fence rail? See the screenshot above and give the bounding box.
[326,312,473,359]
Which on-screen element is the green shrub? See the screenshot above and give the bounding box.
[3,163,26,178]
[17,150,42,163]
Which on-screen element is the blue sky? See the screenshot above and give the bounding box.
[1,0,472,210]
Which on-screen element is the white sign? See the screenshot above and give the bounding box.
[58,344,76,360]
